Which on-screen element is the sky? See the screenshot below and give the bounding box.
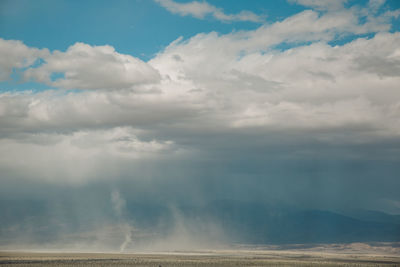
[1,0,400,251]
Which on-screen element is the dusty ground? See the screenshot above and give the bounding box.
[1,250,400,266]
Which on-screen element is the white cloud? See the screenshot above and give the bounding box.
[149,29,400,135]
[290,0,348,11]
[155,0,264,23]
[23,42,161,89]
[0,38,48,81]
[368,0,386,13]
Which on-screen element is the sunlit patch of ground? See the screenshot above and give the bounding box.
[1,246,400,267]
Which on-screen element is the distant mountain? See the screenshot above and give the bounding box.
[127,199,400,244]
[196,200,400,244]
[343,209,400,224]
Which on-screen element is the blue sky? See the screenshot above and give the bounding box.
[0,0,303,57]
[1,0,398,58]
[1,0,400,250]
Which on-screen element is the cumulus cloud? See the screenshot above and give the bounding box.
[0,39,160,89]
[23,42,161,89]
[155,0,264,23]
[0,38,48,81]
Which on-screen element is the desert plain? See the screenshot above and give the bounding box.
[1,244,400,267]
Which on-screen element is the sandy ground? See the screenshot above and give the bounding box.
[1,250,400,266]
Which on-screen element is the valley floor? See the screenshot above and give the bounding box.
[1,249,400,267]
